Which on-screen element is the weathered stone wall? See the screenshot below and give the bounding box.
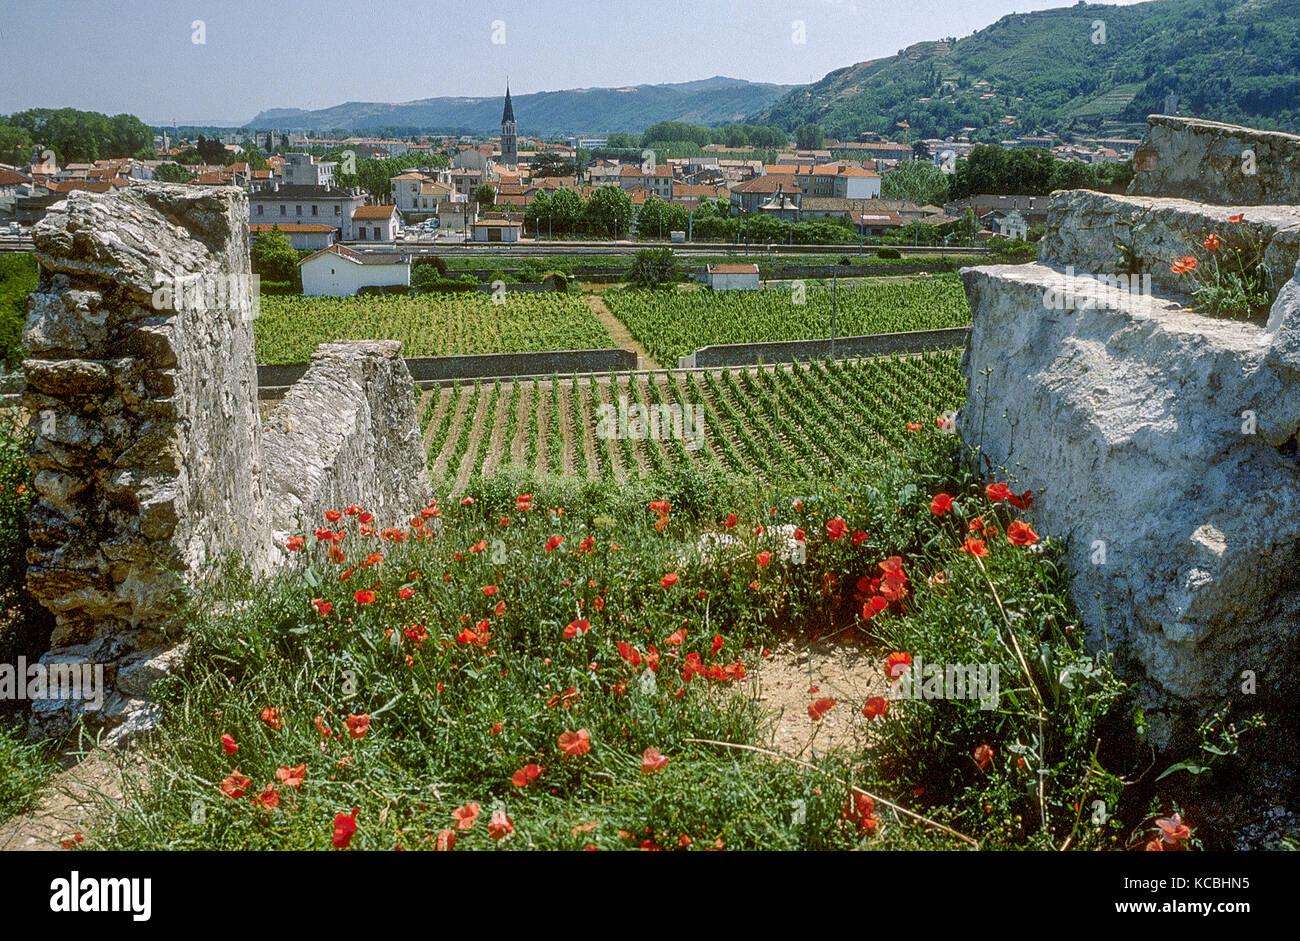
[961,115,1300,747]
[1129,114,1300,205]
[261,340,432,542]
[22,184,431,739]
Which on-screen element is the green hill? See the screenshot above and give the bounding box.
[749,0,1300,142]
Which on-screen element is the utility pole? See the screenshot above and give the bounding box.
[831,268,838,360]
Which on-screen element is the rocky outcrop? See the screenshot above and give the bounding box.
[1129,114,1300,206]
[961,116,1300,748]
[22,184,431,740]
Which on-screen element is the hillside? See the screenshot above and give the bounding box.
[750,0,1300,142]
[248,76,794,136]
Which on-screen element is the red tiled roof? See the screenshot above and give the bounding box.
[353,204,398,219]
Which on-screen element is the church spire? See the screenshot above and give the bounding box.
[502,83,515,124]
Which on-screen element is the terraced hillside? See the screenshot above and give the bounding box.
[416,351,965,493]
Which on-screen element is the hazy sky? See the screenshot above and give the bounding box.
[0,0,1151,125]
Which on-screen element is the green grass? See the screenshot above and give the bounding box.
[0,721,57,822]
[87,429,1134,851]
[0,253,38,369]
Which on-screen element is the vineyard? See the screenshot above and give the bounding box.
[253,292,613,365]
[600,275,973,365]
[417,350,965,493]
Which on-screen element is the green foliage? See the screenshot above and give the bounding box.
[626,248,682,290]
[882,160,951,206]
[250,226,300,285]
[0,723,56,822]
[0,253,37,369]
[0,417,49,673]
[876,247,902,260]
[4,108,151,163]
[1176,225,1273,321]
[152,162,193,184]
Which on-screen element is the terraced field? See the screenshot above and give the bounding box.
[601,275,972,365]
[254,292,613,364]
[417,351,965,492]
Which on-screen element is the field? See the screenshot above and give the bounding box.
[254,292,613,365]
[417,352,965,493]
[601,276,972,365]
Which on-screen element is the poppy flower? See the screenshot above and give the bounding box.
[648,500,672,517]
[617,641,641,667]
[545,535,563,552]
[512,763,542,787]
[1171,255,1198,274]
[661,573,679,589]
[756,551,772,567]
[930,493,955,515]
[1227,213,1244,224]
[724,513,738,528]
[1007,489,1034,510]
[276,764,306,788]
[711,634,724,655]
[220,771,251,799]
[961,538,989,557]
[286,535,305,552]
[332,808,359,848]
[558,729,592,758]
[434,829,457,851]
[1156,812,1191,845]
[261,706,282,729]
[862,696,888,719]
[807,697,836,721]
[563,618,591,639]
[851,529,869,547]
[974,744,994,770]
[220,734,238,755]
[490,722,503,736]
[665,628,687,646]
[1006,519,1040,546]
[398,587,415,600]
[885,652,912,679]
[826,517,848,540]
[516,494,534,512]
[469,539,486,554]
[907,422,923,431]
[494,600,507,616]
[354,589,376,605]
[452,802,480,830]
[324,510,342,523]
[1203,233,1219,252]
[488,810,514,840]
[345,713,370,738]
[251,785,280,810]
[641,747,669,773]
[482,585,498,597]
[985,482,1012,502]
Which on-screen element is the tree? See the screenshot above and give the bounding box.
[0,124,33,165]
[530,152,574,178]
[795,124,824,150]
[627,248,681,289]
[196,134,226,164]
[881,160,950,206]
[250,225,299,284]
[584,186,634,238]
[153,162,193,183]
[473,182,496,208]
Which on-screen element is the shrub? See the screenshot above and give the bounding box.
[627,248,682,290]
[877,247,902,260]
[542,271,569,293]
[250,226,300,285]
[412,255,448,278]
[0,253,38,369]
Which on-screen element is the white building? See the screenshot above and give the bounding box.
[470,219,523,243]
[250,222,337,252]
[248,184,367,239]
[352,204,401,242]
[282,153,336,187]
[702,263,760,291]
[299,244,410,297]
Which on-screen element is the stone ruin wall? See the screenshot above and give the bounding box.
[22,184,431,739]
[960,116,1300,748]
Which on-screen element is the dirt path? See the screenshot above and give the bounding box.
[584,293,660,370]
[0,747,140,851]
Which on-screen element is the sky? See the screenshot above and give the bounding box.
[0,0,1153,125]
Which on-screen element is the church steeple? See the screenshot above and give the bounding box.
[500,82,518,168]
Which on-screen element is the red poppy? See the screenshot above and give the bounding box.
[807,697,836,721]
[332,808,359,848]
[851,529,869,547]
[885,651,912,679]
[641,747,669,773]
[930,493,955,515]
[276,764,306,788]
[563,618,591,639]
[260,706,282,729]
[324,510,342,523]
[985,482,1012,502]
[724,513,738,528]
[907,422,923,431]
[558,729,592,757]
[398,587,415,600]
[220,771,251,799]
[545,535,563,552]
[1006,519,1040,546]
[1171,255,1198,274]
[1007,489,1034,510]
[617,641,641,667]
[482,584,498,596]
[1227,213,1244,224]
[826,517,848,540]
[251,785,280,810]
[661,572,679,589]
[756,551,772,567]
[452,802,480,830]
[648,500,672,517]
[220,734,238,755]
[974,744,994,770]
[490,722,503,736]
[663,628,687,647]
[512,763,542,786]
[345,713,370,738]
[488,810,514,840]
[711,634,724,655]
[434,829,456,851]
[1203,233,1220,252]
[1156,812,1191,845]
[354,589,376,605]
[494,600,507,616]
[469,539,486,554]
[286,535,305,552]
[961,538,989,557]
[862,696,888,719]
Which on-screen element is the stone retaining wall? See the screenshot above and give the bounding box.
[679,327,971,368]
[1129,114,1300,205]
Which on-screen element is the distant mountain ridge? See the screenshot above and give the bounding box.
[749,0,1300,142]
[248,77,794,135]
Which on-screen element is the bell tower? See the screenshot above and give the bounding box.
[500,84,518,169]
